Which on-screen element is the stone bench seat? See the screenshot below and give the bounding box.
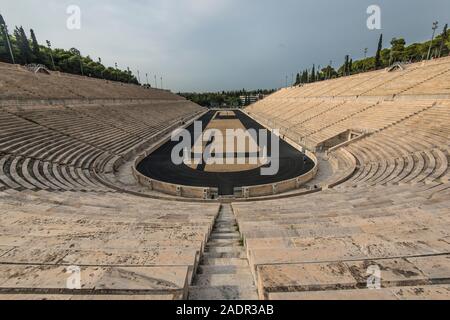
[267,285,450,300]
[255,255,450,300]
[0,264,190,300]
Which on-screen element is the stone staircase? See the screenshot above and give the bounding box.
[189,204,258,300]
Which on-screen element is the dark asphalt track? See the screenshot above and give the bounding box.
[137,110,314,195]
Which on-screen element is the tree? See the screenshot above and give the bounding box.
[310,64,316,82]
[14,26,32,64]
[390,38,406,64]
[439,24,448,57]
[343,55,349,76]
[0,13,15,63]
[295,73,300,85]
[375,34,383,69]
[29,28,40,63]
[69,47,84,75]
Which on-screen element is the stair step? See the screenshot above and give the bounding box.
[201,258,249,266]
[214,226,238,231]
[193,274,255,287]
[210,233,241,240]
[215,220,235,224]
[188,286,258,300]
[206,239,242,247]
[213,226,239,232]
[189,204,255,300]
[206,247,245,254]
[197,265,253,275]
[203,251,246,259]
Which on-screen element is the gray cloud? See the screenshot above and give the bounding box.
[2,0,450,92]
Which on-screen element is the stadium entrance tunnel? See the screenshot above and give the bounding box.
[135,110,317,199]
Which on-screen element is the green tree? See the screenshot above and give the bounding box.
[310,65,316,82]
[14,26,33,64]
[29,28,40,63]
[343,55,349,76]
[375,34,383,69]
[295,73,300,85]
[439,24,448,57]
[0,14,14,63]
[390,38,406,64]
[301,70,308,84]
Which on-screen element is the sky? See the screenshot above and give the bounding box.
[1,0,450,92]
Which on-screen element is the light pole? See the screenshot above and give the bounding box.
[146,73,149,86]
[0,14,15,64]
[427,21,439,60]
[137,69,141,84]
[154,75,157,88]
[160,76,163,90]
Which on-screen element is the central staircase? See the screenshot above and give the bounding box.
[189,204,258,300]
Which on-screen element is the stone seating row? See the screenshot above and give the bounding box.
[0,154,111,192]
[265,56,450,100]
[232,182,450,299]
[0,189,220,300]
[0,62,184,101]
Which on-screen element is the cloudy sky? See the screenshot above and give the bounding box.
[2,0,450,92]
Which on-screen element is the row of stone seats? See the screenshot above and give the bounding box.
[0,101,201,161]
[363,62,450,97]
[342,147,449,187]
[0,67,115,100]
[246,57,450,134]
[0,153,111,192]
[319,148,357,188]
[0,189,219,300]
[405,66,450,96]
[309,100,434,145]
[292,100,376,140]
[249,97,436,149]
[232,182,450,300]
[339,101,450,187]
[0,110,105,169]
[80,101,201,137]
[0,98,204,194]
[270,57,450,100]
[12,106,145,156]
[0,62,183,101]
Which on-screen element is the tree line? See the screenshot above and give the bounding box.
[0,13,139,84]
[294,23,449,85]
[180,89,275,108]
